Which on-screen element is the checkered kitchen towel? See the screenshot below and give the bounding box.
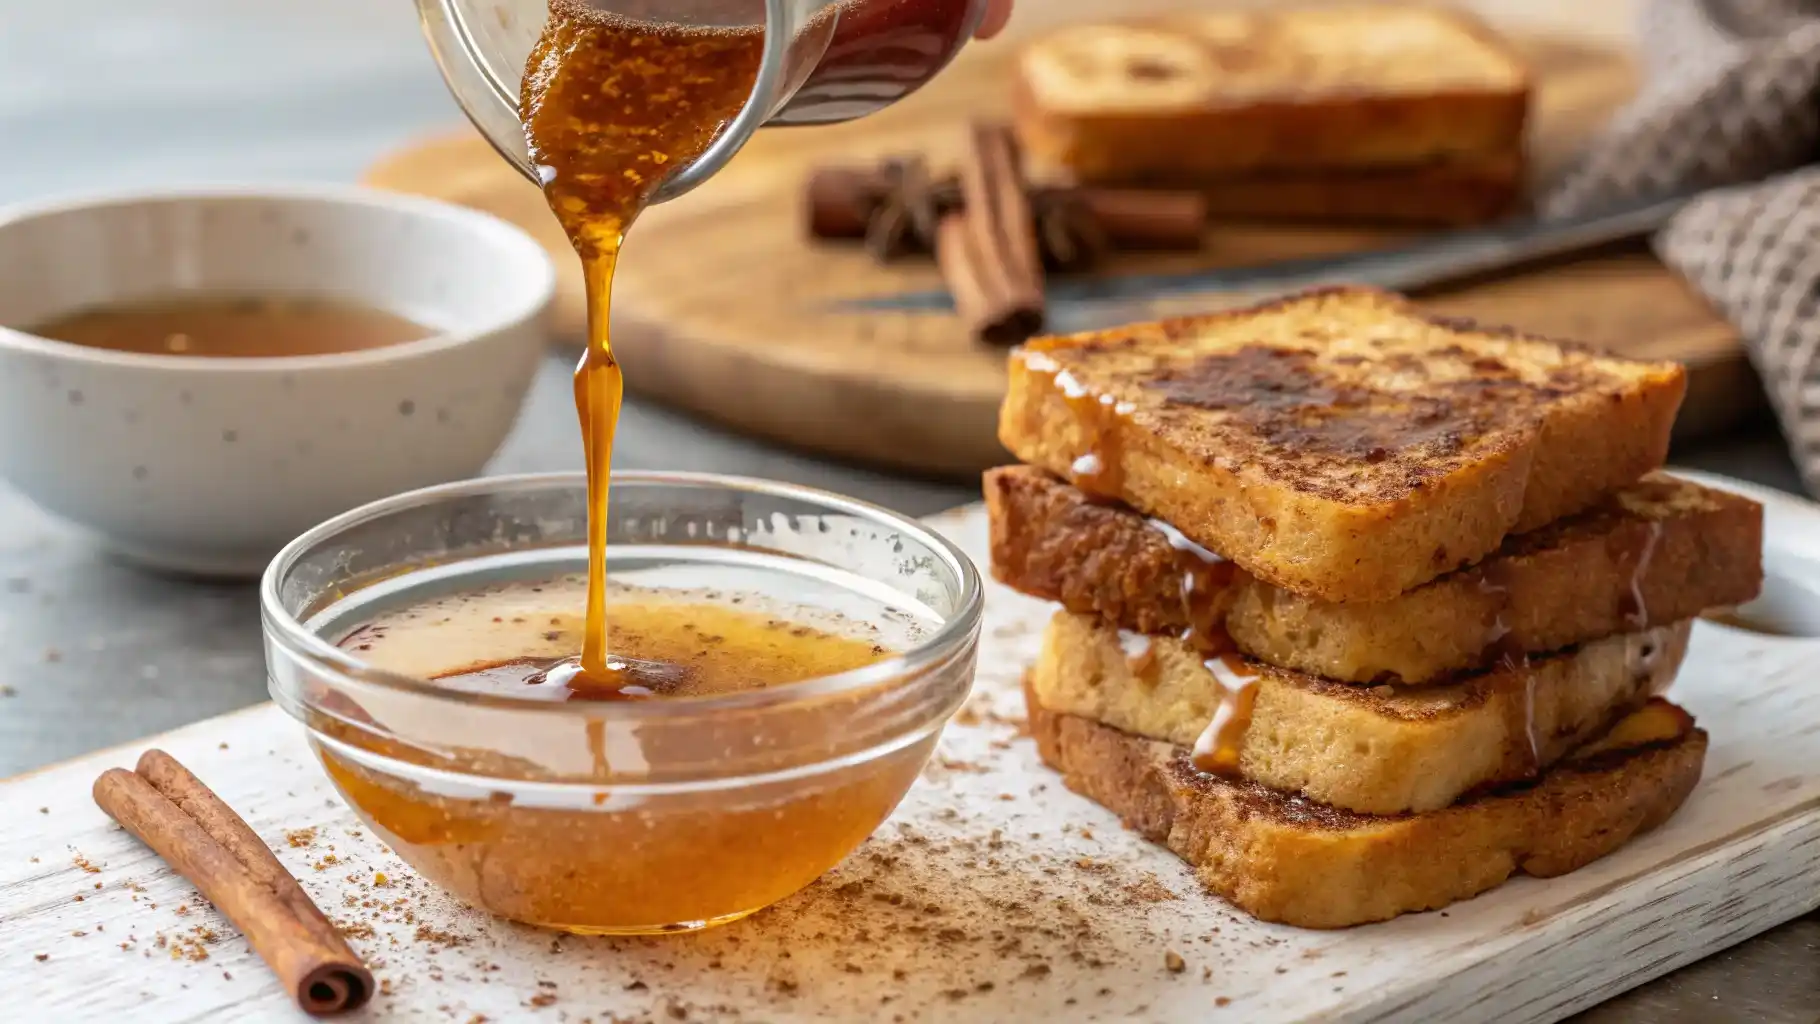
[1543,0,1820,495]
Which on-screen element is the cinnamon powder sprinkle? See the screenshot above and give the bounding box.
[413,924,469,948]
[1122,873,1180,904]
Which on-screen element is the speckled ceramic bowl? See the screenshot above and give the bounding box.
[0,186,555,577]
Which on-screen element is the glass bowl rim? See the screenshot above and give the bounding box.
[260,469,983,719]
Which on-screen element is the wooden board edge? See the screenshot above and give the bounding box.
[0,700,279,786]
[611,309,1011,477]
[1345,804,1820,1023]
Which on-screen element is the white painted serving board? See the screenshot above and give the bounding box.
[3,470,1818,1024]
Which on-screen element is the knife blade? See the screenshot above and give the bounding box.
[837,193,1692,332]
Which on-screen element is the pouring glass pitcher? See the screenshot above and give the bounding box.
[418,0,988,203]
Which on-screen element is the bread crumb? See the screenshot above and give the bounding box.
[1164,950,1186,973]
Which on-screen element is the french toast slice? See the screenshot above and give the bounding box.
[1189,154,1523,227]
[1026,681,1707,929]
[998,287,1687,602]
[1013,6,1529,183]
[1030,610,1691,815]
[986,466,1763,684]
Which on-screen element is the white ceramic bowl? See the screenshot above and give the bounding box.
[0,185,556,577]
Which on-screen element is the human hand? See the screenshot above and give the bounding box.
[976,0,1013,39]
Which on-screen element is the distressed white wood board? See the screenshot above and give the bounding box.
[2,470,1817,1024]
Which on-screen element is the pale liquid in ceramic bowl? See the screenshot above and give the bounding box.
[29,293,432,359]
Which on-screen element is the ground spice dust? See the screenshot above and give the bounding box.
[1121,873,1181,905]
[149,925,220,963]
[60,677,1283,1016]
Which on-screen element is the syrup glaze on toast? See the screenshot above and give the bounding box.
[984,465,1763,684]
[1031,609,1690,815]
[1026,677,1708,928]
[999,287,1687,601]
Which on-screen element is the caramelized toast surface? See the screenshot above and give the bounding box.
[1027,680,1707,928]
[998,287,1687,601]
[1030,610,1690,815]
[987,466,1762,683]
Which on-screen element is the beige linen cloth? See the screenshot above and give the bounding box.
[1542,0,1820,495]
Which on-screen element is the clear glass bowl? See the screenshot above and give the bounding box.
[261,472,981,934]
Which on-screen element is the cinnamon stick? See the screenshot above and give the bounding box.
[804,166,881,238]
[935,212,1042,345]
[1075,189,1208,250]
[945,124,1046,344]
[93,750,373,1016]
[804,166,1206,251]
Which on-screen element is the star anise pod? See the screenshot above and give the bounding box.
[1032,189,1112,273]
[864,158,961,261]
[856,165,1117,272]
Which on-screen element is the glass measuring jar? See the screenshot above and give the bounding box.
[418,0,987,202]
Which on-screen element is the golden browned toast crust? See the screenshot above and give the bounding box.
[1025,679,1708,928]
[1012,6,1530,182]
[1031,609,1690,815]
[998,287,1687,601]
[986,466,1763,683]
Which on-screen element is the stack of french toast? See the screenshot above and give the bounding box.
[1012,4,1531,225]
[987,286,1764,928]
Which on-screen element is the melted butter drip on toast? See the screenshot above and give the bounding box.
[1020,349,1133,498]
[1190,652,1260,775]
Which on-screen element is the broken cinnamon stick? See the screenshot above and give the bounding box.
[944,124,1046,344]
[936,212,1043,345]
[804,166,1206,251]
[93,750,373,1016]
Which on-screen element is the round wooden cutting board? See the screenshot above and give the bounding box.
[364,23,1754,479]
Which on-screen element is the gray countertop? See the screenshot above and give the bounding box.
[1,2,1812,1020]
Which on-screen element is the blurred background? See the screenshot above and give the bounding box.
[0,0,1804,762]
[2,3,1816,1017]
